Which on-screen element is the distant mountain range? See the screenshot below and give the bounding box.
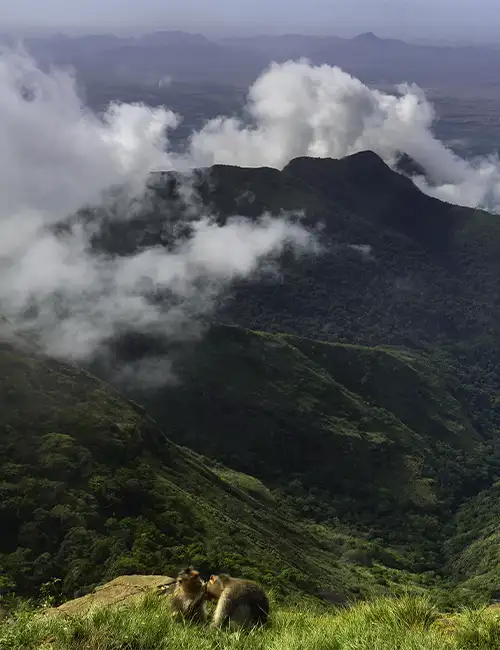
[4,29,500,89]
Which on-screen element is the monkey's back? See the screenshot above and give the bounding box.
[224,580,269,626]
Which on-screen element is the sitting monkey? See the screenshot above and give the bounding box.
[170,567,207,623]
[206,573,269,630]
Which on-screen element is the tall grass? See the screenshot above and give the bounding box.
[0,593,499,650]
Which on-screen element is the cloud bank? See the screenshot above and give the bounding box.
[0,49,315,372]
[2,49,499,383]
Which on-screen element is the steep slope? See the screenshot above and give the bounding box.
[0,336,424,603]
[125,325,495,574]
[189,154,500,435]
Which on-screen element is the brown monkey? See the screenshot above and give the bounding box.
[206,573,269,630]
[170,567,207,623]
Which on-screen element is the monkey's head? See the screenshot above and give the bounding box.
[206,573,230,600]
[176,567,204,595]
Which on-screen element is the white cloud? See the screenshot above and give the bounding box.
[3,49,499,383]
[0,49,316,373]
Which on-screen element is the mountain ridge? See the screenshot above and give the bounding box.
[4,148,500,606]
[14,29,500,87]
[120,324,493,555]
[90,149,500,603]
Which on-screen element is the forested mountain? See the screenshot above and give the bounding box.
[3,150,500,606]
[99,151,500,602]
[130,325,496,564]
[1,337,411,603]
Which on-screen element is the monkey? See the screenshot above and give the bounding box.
[170,567,208,624]
[206,573,269,630]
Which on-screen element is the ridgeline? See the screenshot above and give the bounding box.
[3,150,500,618]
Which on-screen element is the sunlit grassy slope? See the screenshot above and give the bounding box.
[2,593,500,650]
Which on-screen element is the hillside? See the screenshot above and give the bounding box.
[0,335,435,604]
[5,150,500,607]
[195,155,500,430]
[122,326,496,585]
[93,152,500,602]
[445,481,500,599]
[127,153,500,419]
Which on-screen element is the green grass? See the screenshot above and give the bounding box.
[213,468,276,504]
[2,594,499,650]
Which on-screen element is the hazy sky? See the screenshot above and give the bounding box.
[2,0,499,42]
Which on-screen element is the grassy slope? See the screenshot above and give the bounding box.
[0,338,430,603]
[2,592,500,650]
[129,324,494,589]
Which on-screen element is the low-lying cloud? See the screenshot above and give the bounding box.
[0,48,315,375]
[2,48,500,385]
